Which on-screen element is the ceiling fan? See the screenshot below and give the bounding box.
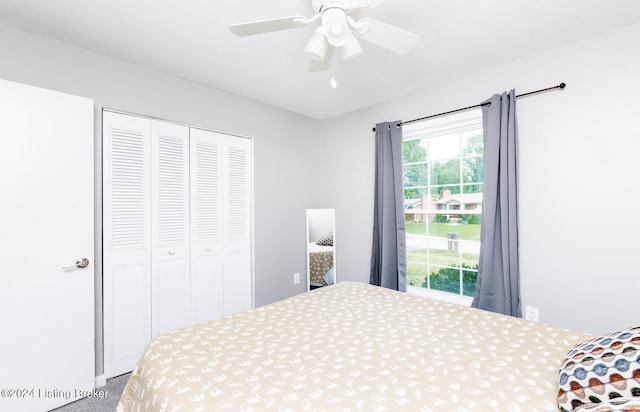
[229,0,420,72]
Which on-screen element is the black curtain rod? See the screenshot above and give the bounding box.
[372,82,566,132]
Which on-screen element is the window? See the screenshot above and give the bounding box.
[402,110,483,302]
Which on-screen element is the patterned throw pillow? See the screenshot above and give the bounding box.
[574,397,640,411]
[558,326,640,412]
[315,230,333,246]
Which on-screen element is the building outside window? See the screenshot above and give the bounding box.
[402,110,483,303]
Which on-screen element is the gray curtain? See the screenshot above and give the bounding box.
[370,121,406,292]
[471,90,521,317]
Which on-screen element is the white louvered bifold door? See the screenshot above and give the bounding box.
[103,112,152,379]
[190,129,253,319]
[222,135,253,316]
[103,112,253,378]
[189,128,225,323]
[151,120,190,337]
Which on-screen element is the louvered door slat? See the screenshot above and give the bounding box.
[194,141,220,242]
[110,127,146,249]
[157,134,187,245]
[226,147,248,241]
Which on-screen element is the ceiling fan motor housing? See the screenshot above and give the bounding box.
[322,8,351,47]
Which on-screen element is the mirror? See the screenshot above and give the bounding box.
[306,209,336,290]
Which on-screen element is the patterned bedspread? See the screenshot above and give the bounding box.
[308,243,333,285]
[117,282,591,412]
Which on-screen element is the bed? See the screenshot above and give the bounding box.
[117,281,637,412]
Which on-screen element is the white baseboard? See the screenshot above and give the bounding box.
[95,374,107,388]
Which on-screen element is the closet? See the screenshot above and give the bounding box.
[102,111,253,378]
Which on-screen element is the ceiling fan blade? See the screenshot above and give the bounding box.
[355,17,420,54]
[308,46,334,72]
[229,16,308,37]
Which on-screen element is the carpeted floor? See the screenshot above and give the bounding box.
[50,373,130,412]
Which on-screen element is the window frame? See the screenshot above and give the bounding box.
[402,109,483,306]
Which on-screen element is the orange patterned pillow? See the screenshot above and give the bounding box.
[558,326,640,412]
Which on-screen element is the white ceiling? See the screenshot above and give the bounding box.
[1,0,639,119]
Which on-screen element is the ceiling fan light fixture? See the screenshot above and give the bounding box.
[304,27,328,61]
[322,8,351,47]
[229,0,420,73]
[341,33,362,60]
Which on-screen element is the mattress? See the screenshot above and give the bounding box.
[117,281,591,412]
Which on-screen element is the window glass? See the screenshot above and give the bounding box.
[403,111,482,298]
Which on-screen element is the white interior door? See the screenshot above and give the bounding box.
[0,79,94,411]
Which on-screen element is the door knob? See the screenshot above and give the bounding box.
[62,258,90,270]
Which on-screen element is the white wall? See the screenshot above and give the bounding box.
[321,23,640,336]
[0,23,321,376]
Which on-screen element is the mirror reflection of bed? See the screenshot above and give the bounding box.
[306,208,336,290]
